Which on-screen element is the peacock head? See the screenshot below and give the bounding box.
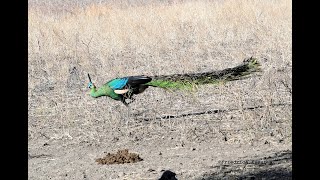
[87,82,96,89]
[87,73,96,89]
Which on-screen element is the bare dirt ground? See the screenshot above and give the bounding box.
[28,0,292,179]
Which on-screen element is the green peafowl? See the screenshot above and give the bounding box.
[87,57,261,106]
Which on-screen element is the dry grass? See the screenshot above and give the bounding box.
[28,0,291,179]
[28,0,291,77]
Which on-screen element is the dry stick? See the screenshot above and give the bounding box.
[137,103,291,121]
[28,154,52,159]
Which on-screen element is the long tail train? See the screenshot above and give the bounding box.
[145,57,261,90]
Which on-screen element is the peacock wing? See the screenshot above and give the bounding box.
[126,76,152,86]
[106,77,129,90]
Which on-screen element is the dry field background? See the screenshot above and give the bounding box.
[28,0,292,179]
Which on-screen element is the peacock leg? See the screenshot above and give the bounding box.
[121,96,129,107]
[126,97,135,105]
[127,94,136,103]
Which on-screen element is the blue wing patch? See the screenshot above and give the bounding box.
[107,77,129,90]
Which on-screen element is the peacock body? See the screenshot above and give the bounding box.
[87,57,261,106]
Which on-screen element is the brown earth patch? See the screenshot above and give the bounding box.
[95,149,143,165]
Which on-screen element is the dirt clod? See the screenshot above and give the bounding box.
[95,149,143,165]
[148,168,156,172]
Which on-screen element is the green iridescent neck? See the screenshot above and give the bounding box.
[89,85,122,100]
[90,86,104,98]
